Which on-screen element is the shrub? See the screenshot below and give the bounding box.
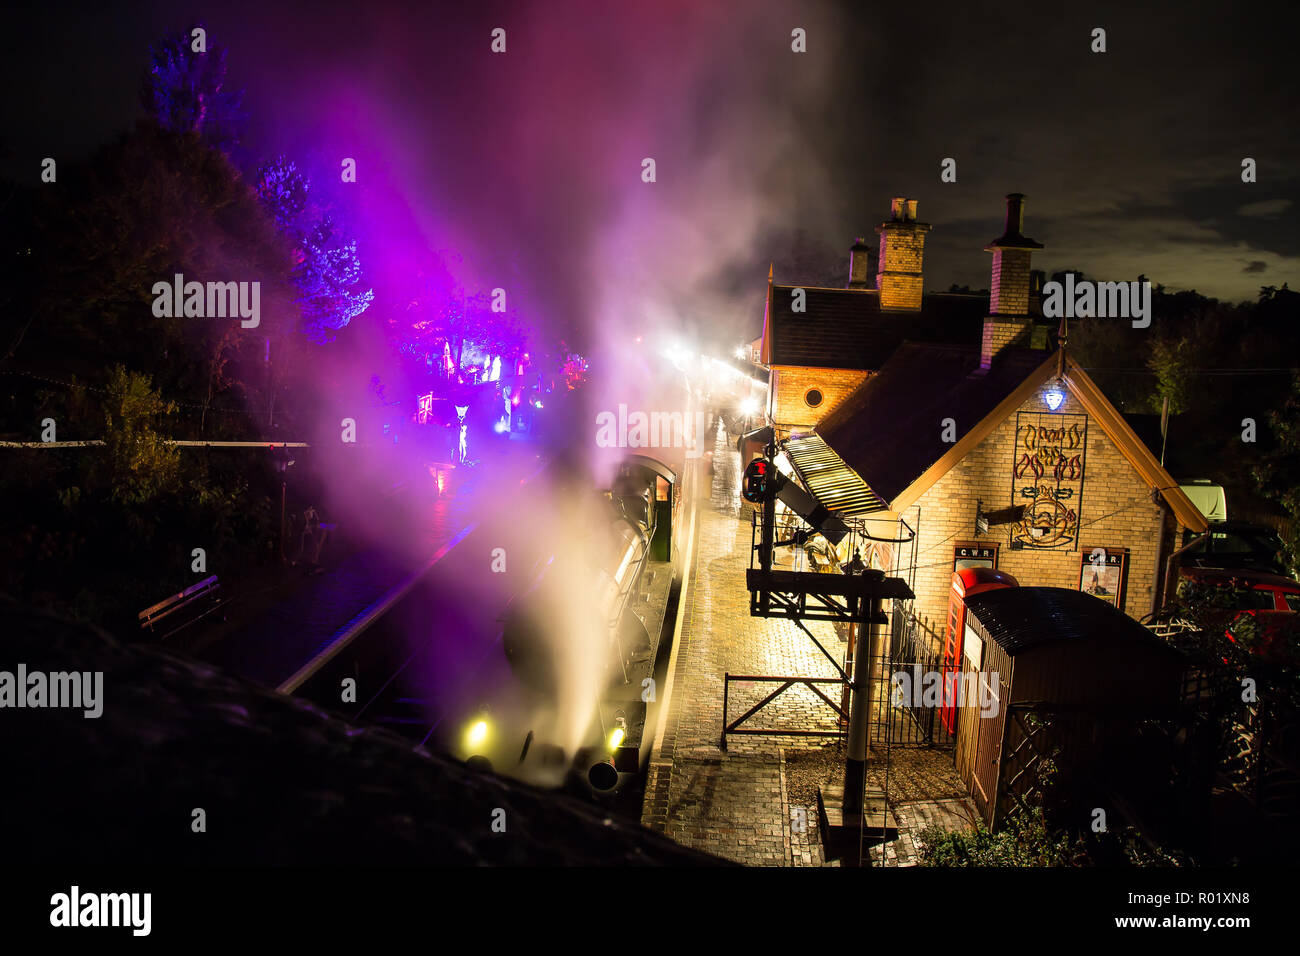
[918,809,1073,867]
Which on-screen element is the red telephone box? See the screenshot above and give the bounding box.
[941,567,1019,731]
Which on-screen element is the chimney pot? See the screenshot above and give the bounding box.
[985,192,1043,317]
[847,237,873,289]
[1005,193,1026,237]
[890,197,906,220]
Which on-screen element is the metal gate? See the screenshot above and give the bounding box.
[865,604,955,747]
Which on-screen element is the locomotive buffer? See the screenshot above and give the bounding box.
[740,451,913,864]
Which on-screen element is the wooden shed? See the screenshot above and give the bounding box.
[951,586,1184,829]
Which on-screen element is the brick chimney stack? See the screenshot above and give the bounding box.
[875,197,930,311]
[847,237,873,289]
[981,193,1044,369]
[985,193,1043,316]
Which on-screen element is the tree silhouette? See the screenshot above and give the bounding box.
[140,26,244,151]
[31,123,295,434]
[1253,372,1300,577]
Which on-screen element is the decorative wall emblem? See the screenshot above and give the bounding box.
[1008,413,1087,550]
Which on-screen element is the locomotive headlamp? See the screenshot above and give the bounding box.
[609,711,628,750]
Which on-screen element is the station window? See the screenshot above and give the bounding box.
[805,388,824,408]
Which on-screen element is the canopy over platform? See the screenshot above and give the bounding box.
[782,433,888,517]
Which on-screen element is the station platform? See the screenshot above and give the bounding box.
[641,417,976,866]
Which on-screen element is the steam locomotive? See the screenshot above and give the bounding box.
[459,453,681,801]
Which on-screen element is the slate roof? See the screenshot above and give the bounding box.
[963,586,1182,656]
[764,286,988,369]
[815,342,1051,503]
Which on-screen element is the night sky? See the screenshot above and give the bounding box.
[3,0,1297,352]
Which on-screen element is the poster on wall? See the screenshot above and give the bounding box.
[1008,412,1087,551]
[1079,546,1128,607]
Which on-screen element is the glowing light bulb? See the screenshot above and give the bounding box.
[609,727,625,750]
[468,720,489,747]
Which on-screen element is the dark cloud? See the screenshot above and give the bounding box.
[3,0,1298,346]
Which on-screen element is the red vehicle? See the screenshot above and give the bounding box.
[941,567,1019,731]
[1178,567,1300,657]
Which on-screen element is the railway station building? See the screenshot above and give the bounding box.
[757,193,1208,627]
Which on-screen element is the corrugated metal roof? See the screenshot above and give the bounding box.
[783,433,887,517]
[963,587,1181,656]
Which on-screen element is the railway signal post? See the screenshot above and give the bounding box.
[741,450,913,864]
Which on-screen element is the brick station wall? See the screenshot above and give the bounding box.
[897,386,1169,631]
[770,366,868,436]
